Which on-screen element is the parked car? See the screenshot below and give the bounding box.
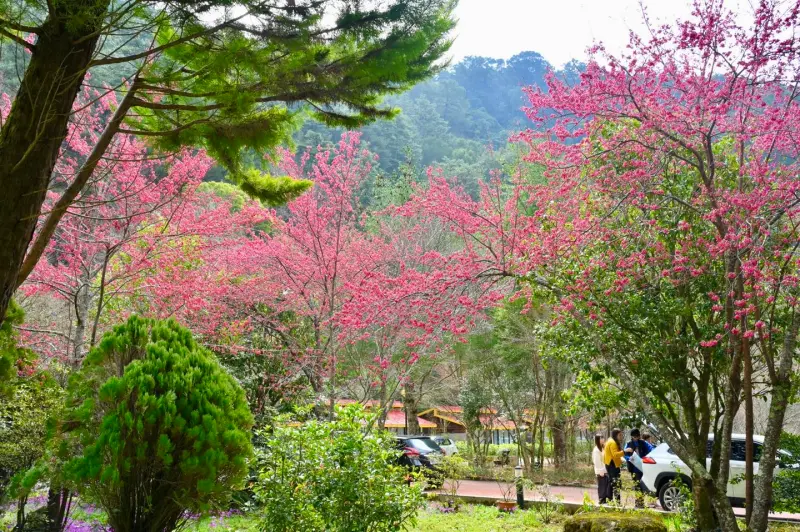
[432,436,458,456]
[397,435,446,465]
[394,437,443,487]
[641,434,797,512]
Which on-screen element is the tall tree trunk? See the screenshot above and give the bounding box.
[404,393,420,435]
[692,475,717,532]
[743,337,754,525]
[71,277,92,366]
[0,3,108,325]
[749,318,799,532]
[551,417,567,469]
[528,419,538,473]
[15,493,28,531]
[45,487,71,532]
[750,377,791,531]
[538,423,545,466]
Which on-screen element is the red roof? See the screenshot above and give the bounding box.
[478,414,516,430]
[384,409,437,429]
[418,407,515,431]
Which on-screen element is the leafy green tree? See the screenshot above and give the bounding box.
[0,299,35,398]
[54,316,253,532]
[360,113,421,174]
[0,374,64,517]
[461,299,575,472]
[458,373,494,465]
[197,182,252,213]
[255,405,424,532]
[0,0,456,325]
[406,96,454,165]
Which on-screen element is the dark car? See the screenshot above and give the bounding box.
[394,436,444,487]
[397,436,445,464]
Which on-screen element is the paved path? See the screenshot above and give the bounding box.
[442,480,800,522]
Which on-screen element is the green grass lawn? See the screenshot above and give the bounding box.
[186,505,565,532]
[410,504,564,531]
[5,501,800,532]
[185,505,800,532]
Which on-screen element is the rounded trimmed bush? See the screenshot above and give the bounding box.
[563,511,668,532]
[58,316,253,532]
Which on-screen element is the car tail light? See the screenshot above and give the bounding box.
[441,449,447,456]
[403,447,420,457]
[642,456,656,464]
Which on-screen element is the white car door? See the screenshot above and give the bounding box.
[703,440,738,498]
[728,440,747,499]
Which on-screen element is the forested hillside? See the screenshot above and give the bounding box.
[294,51,582,198]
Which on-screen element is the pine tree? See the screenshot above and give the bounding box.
[55,316,253,532]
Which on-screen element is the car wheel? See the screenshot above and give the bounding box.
[658,481,685,512]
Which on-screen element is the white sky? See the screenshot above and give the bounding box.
[449,0,701,67]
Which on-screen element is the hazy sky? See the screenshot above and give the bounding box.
[449,0,699,67]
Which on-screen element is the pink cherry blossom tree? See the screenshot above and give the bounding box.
[251,133,388,415]
[252,133,494,421]
[337,209,498,428]
[15,91,272,365]
[400,2,800,529]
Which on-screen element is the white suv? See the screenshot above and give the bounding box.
[432,436,458,456]
[642,434,795,511]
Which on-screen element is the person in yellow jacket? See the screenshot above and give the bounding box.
[603,428,625,503]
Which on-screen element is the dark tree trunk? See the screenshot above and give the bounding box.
[0,2,108,325]
[551,417,567,469]
[45,487,70,532]
[750,319,799,532]
[743,339,754,525]
[404,393,420,435]
[750,377,791,531]
[692,475,716,532]
[15,494,27,531]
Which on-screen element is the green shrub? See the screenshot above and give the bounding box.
[563,511,667,532]
[437,455,473,509]
[774,470,800,513]
[772,432,800,513]
[255,405,424,532]
[56,316,253,532]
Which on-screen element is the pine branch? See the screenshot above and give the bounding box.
[89,15,246,67]
[0,17,41,33]
[0,27,34,51]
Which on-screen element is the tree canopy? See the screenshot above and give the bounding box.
[0,0,457,324]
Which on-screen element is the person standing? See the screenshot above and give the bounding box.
[625,428,651,508]
[642,433,655,454]
[603,428,625,504]
[593,435,609,504]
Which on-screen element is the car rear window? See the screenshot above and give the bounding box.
[437,438,452,445]
[406,438,441,452]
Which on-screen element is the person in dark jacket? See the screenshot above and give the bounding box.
[642,433,655,453]
[625,428,650,508]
